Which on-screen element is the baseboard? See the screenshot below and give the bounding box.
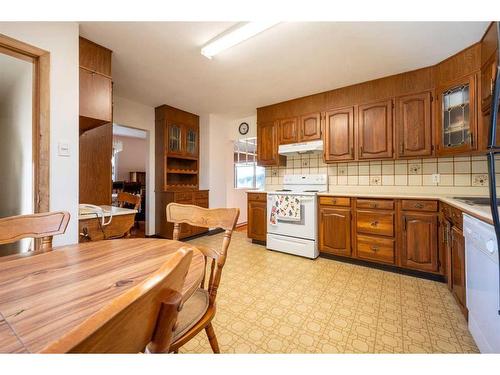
[319,253,446,283]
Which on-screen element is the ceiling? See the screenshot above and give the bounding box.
[79,22,489,117]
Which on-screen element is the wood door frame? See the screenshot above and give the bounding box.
[0,33,50,213]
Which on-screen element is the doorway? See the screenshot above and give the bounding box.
[0,34,50,254]
[112,124,148,237]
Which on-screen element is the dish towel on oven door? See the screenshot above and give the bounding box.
[269,194,302,225]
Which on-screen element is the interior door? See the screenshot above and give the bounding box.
[358,100,393,159]
[324,107,355,161]
[396,91,433,157]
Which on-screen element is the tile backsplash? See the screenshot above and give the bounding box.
[264,154,496,193]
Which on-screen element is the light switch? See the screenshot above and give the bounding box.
[58,142,70,157]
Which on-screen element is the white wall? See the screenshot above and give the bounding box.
[113,135,147,181]
[0,22,80,246]
[199,113,257,225]
[112,95,156,235]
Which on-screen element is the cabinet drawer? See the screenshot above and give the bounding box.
[402,200,438,212]
[248,192,267,202]
[356,199,394,210]
[319,196,351,207]
[194,190,209,200]
[356,235,395,264]
[174,192,193,201]
[356,210,394,237]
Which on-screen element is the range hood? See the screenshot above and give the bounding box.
[278,140,324,155]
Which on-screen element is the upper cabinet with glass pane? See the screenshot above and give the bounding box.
[436,74,477,156]
[168,124,182,155]
[185,126,198,157]
[166,123,199,158]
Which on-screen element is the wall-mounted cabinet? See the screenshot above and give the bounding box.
[358,100,393,160]
[278,113,322,145]
[257,120,285,166]
[436,75,477,156]
[324,107,355,162]
[395,91,433,158]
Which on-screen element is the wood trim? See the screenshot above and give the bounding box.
[0,33,50,214]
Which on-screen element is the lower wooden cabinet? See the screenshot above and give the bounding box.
[318,206,351,256]
[247,192,267,242]
[400,212,439,272]
[155,190,209,239]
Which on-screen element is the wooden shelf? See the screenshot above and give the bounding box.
[167,169,197,175]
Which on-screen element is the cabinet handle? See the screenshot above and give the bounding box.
[332,199,337,205]
[360,146,364,155]
[400,143,404,155]
[491,78,495,95]
[350,147,354,156]
[469,133,474,146]
[371,246,379,252]
[415,203,424,209]
[370,221,379,227]
[370,203,378,208]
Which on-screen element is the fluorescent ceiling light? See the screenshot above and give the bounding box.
[201,22,279,59]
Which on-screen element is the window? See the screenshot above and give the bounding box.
[234,137,265,189]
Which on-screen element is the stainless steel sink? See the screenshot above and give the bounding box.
[452,196,493,206]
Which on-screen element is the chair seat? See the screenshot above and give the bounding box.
[173,288,209,341]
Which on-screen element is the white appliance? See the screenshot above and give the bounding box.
[266,174,327,259]
[278,140,323,156]
[464,214,500,353]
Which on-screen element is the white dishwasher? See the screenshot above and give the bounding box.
[464,214,500,353]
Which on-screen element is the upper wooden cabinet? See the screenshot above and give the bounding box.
[279,117,299,144]
[278,113,322,145]
[257,120,285,166]
[79,37,113,133]
[299,113,322,141]
[358,100,393,159]
[79,68,113,130]
[396,91,433,158]
[435,74,478,156]
[324,107,355,161]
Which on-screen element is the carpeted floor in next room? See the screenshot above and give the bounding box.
[179,231,478,354]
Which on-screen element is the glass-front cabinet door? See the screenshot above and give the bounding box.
[185,126,198,157]
[168,123,182,155]
[437,75,477,155]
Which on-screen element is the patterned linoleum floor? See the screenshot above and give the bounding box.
[181,231,478,354]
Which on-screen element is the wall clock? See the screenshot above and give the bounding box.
[238,122,249,135]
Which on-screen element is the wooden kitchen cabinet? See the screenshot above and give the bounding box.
[247,192,267,242]
[279,117,299,144]
[257,120,285,166]
[400,212,439,272]
[396,91,433,158]
[318,206,351,256]
[324,107,355,161]
[451,225,467,317]
[358,100,394,159]
[299,113,322,141]
[435,74,478,156]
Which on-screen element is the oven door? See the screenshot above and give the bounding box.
[267,194,317,240]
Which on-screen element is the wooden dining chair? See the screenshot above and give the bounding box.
[0,211,70,253]
[40,247,193,353]
[166,203,240,353]
[117,191,141,211]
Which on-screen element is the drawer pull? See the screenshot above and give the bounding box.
[332,199,337,204]
[370,203,378,208]
[371,246,379,252]
[370,221,379,227]
[415,203,424,209]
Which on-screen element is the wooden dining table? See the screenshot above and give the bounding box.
[0,238,205,353]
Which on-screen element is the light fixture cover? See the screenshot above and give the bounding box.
[201,22,279,59]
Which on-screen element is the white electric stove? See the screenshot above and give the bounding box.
[266,174,327,259]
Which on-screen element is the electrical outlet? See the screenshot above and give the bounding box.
[271,169,278,177]
[432,174,440,184]
[301,159,309,167]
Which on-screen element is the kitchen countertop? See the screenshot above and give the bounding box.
[78,205,137,220]
[318,192,495,226]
